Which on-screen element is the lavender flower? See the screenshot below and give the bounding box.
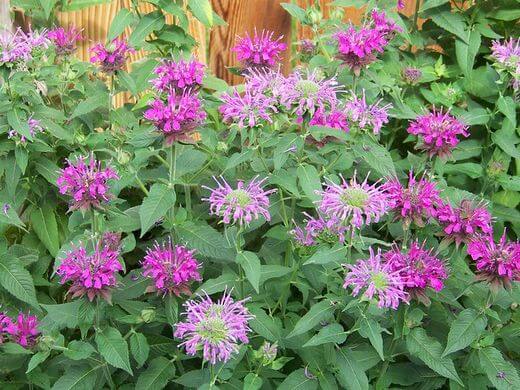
[490,38,520,91]
[141,239,201,296]
[0,28,49,66]
[203,176,276,226]
[317,174,390,229]
[8,117,43,144]
[150,58,205,93]
[90,39,134,73]
[174,291,254,364]
[291,213,349,246]
[344,91,391,134]
[4,313,40,348]
[343,247,409,309]
[309,108,350,133]
[232,29,286,71]
[57,154,119,211]
[48,26,82,56]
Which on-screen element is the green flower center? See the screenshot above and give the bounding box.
[340,187,369,209]
[296,80,319,97]
[196,304,228,343]
[226,189,252,208]
[371,272,388,290]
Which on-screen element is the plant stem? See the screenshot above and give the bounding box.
[168,144,177,226]
[412,0,421,32]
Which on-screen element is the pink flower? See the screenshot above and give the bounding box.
[57,154,119,211]
[490,38,520,91]
[90,39,134,73]
[219,86,278,128]
[309,108,350,133]
[48,26,82,56]
[344,91,391,134]
[57,241,122,302]
[8,116,43,143]
[383,171,441,226]
[150,59,205,93]
[437,200,492,246]
[203,176,276,226]
[0,28,49,65]
[142,239,201,296]
[407,108,469,158]
[371,10,402,38]
[232,29,286,70]
[291,213,349,246]
[317,174,390,229]
[174,291,254,364]
[4,313,40,348]
[344,247,409,309]
[397,0,405,10]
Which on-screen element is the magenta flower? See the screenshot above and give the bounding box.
[244,68,286,101]
[309,108,350,133]
[142,239,201,296]
[174,291,254,364]
[291,213,349,247]
[0,313,11,344]
[335,26,386,74]
[384,242,448,294]
[280,70,341,116]
[383,171,441,226]
[90,39,134,73]
[343,247,409,309]
[144,92,206,144]
[150,59,205,93]
[402,67,422,84]
[491,38,520,90]
[4,313,40,348]
[468,231,520,288]
[203,176,276,226]
[397,0,405,9]
[232,29,286,70]
[344,91,391,134]
[48,26,82,56]
[219,86,278,128]
[407,108,469,158]
[56,241,122,302]
[317,174,390,229]
[371,10,402,38]
[57,155,119,211]
[437,200,493,246]
[8,117,43,144]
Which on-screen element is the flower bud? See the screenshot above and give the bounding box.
[140,308,156,323]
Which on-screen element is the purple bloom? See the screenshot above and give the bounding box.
[141,239,201,296]
[309,108,350,133]
[57,154,119,211]
[383,171,441,226]
[260,341,278,361]
[299,39,316,56]
[203,176,276,226]
[8,116,43,144]
[57,241,122,302]
[468,231,520,288]
[317,174,390,229]
[144,92,206,144]
[4,313,40,348]
[407,108,469,159]
[291,213,349,246]
[437,200,493,246]
[343,247,409,309]
[219,86,278,128]
[244,68,286,101]
[371,10,402,38]
[48,26,82,56]
[150,59,205,93]
[397,0,405,9]
[232,29,286,70]
[402,67,422,84]
[174,291,254,364]
[491,38,520,90]
[90,39,134,73]
[0,28,49,65]
[344,91,391,134]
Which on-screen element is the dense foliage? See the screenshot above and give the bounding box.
[1,0,520,389]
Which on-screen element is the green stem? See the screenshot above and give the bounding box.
[375,338,396,389]
[184,184,192,214]
[168,144,177,225]
[412,0,421,32]
[135,175,149,196]
[91,209,97,239]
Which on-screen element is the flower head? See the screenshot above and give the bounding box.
[90,39,134,73]
[309,108,349,133]
[57,241,122,301]
[334,27,386,74]
[4,313,40,348]
[142,239,201,296]
[244,68,286,101]
[407,108,469,158]
[317,174,390,229]
[402,67,422,84]
[299,39,316,56]
[343,247,409,309]
[491,38,520,90]
[203,176,276,226]
[8,117,44,144]
[437,199,492,246]
[383,171,441,226]
[232,29,286,70]
[468,231,520,288]
[291,213,349,246]
[150,59,205,93]
[174,291,254,364]
[0,28,49,66]
[57,155,119,211]
[48,26,82,56]
[370,10,401,38]
[344,91,391,134]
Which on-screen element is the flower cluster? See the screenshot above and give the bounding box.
[48,26,82,56]
[57,155,119,211]
[90,39,134,73]
[8,117,44,144]
[174,291,253,364]
[150,58,205,93]
[490,38,520,91]
[344,91,391,134]
[203,176,276,226]
[219,87,278,128]
[0,27,49,66]
[309,108,350,133]
[291,213,349,246]
[407,108,469,158]
[232,29,286,71]
[141,239,201,296]
[0,313,40,348]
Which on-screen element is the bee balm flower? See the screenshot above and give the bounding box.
[150,59,205,93]
[48,26,82,56]
[90,39,134,73]
[4,313,40,348]
[232,29,286,71]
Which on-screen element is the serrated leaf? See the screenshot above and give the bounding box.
[278,369,318,390]
[420,0,449,12]
[287,300,335,338]
[478,347,520,390]
[108,8,137,41]
[175,221,234,260]
[70,94,106,118]
[406,328,463,385]
[236,251,261,293]
[280,3,306,21]
[136,357,175,390]
[41,301,81,330]
[335,348,369,390]
[497,96,516,128]
[7,109,32,141]
[0,256,38,308]
[64,341,96,361]
[443,308,487,356]
[95,327,132,375]
[51,364,100,390]
[129,12,165,49]
[196,271,236,294]
[455,30,481,76]
[303,323,346,347]
[351,137,396,177]
[244,373,263,390]
[188,0,213,27]
[305,245,347,265]
[130,332,150,367]
[249,307,283,344]
[31,205,60,256]
[139,183,175,237]
[297,164,321,202]
[358,318,384,360]
[26,350,50,373]
[429,9,468,43]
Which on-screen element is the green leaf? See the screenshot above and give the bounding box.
[108,8,137,41]
[280,3,307,21]
[478,347,520,390]
[70,94,106,118]
[175,221,234,260]
[196,271,236,294]
[0,256,38,308]
[305,245,347,265]
[30,205,60,256]
[130,332,150,367]
[497,96,516,128]
[492,122,520,159]
[335,348,369,390]
[406,328,463,385]
[443,308,487,356]
[279,369,318,390]
[489,9,520,21]
[249,307,283,343]
[303,323,346,347]
[139,183,175,237]
[7,108,32,141]
[244,373,263,390]
[236,251,261,293]
[297,164,321,202]
[420,0,449,12]
[64,341,96,361]
[51,364,100,390]
[27,350,50,373]
[129,12,165,49]
[429,9,468,43]
[455,30,481,76]
[358,318,384,360]
[136,357,175,390]
[443,163,483,178]
[188,0,213,27]
[287,300,335,338]
[41,301,82,330]
[95,327,132,375]
[60,0,110,11]
[351,137,396,177]
[38,0,55,19]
